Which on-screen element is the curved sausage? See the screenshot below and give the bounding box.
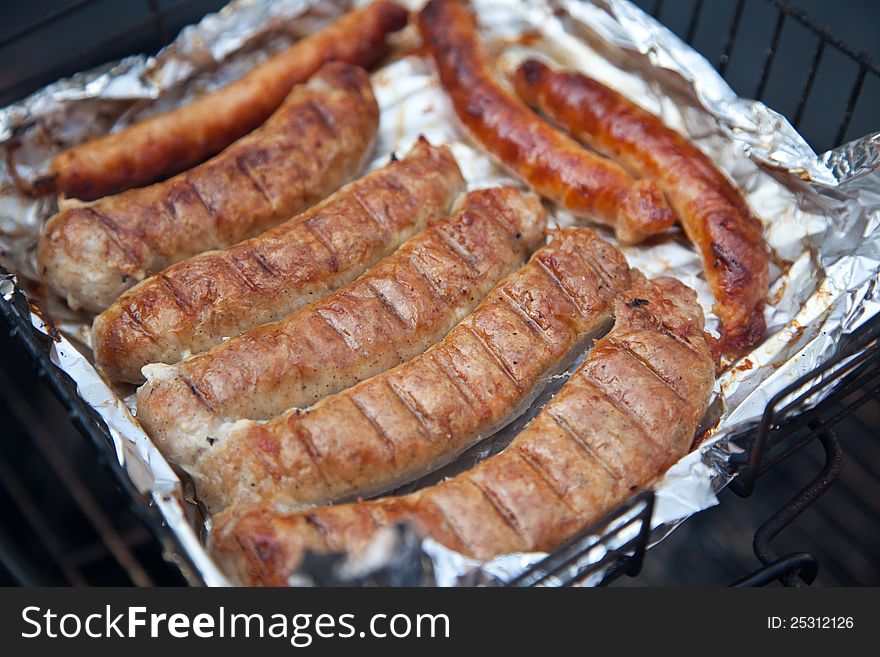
[94,138,464,384]
[38,62,378,313]
[49,1,408,200]
[417,0,673,244]
[136,186,545,448]
[169,225,631,515]
[513,59,769,357]
[211,272,715,586]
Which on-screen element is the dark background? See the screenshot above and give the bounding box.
[0,0,878,586]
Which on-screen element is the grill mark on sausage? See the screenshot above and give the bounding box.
[348,396,397,462]
[365,280,412,330]
[303,222,340,273]
[218,253,259,292]
[576,252,617,301]
[158,273,194,313]
[512,448,577,514]
[84,208,141,264]
[534,256,589,319]
[302,99,339,140]
[463,324,523,391]
[120,307,159,344]
[247,246,282,278]
[292,422,331,489]
[609,337,692,406]
[162,195,180,222]
[546,409,623,481]
[303,513,333,549]
[316,309,360,350]
[351,187,394,235]
[418,497,470,552]
[484,191,527,248]
[579,372,662,452]
[657,318,704,355]
[407,250,457,307]
[186,180,220,222]
[436,225,482,276]
[430,351,481,417]
[495,287,555,346]
[384,378,436,441]
[177,372,215,413]
[467,479,529,543]
[620,298,705,356]
[234,155,275,209]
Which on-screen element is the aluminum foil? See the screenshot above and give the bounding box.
[0,0,878,587]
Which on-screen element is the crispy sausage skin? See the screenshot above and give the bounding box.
[417,0,673,244]
[513,60,770,357]
[211,272,715,586]
[136,186,545,445]
[94,138,464,384]
[173,224,631,515]
[38,62,378,313]
[50,2,408,201]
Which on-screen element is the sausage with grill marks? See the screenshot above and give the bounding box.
[210,271,715,586]
[38,62,378,313]
[179,225,631,514]
[94,138,464,384]
[135,187,545,453]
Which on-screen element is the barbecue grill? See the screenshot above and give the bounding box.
[0,0,877,587]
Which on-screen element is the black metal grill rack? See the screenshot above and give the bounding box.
[0,0,878,587]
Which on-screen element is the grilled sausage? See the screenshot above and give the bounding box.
[38,62,378,313]
[417,0,673,244]
[49,1,408,201]
[171,225,631,515]
[513,60,769,357]
[211,271,715,586]
[136,187,544,448]
[93,138,463,384]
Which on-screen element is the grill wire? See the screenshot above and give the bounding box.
[0,0,878,586]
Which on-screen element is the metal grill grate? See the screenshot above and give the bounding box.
[0,0,878,587]
[642,0,879,153]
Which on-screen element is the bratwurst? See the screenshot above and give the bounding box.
[165,225,631,515]
[135,186,544,454]
[94,138,464,384]
[38,62,377,313]
[211,272,715,586]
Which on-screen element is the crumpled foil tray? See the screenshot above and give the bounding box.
[0,0,878,586]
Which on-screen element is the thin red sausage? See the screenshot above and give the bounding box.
[417,0,674,244]
[50,2,407,200]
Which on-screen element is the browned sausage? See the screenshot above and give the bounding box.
[170,225,631,515]
[417,0,674,244]
[38,62,377,313]
[93,138,464,384]
[513,59,769,357]
[135,187,545,452]
[210,271,715,586]
[49,1,408,200]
